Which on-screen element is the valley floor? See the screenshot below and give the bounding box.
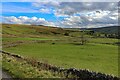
[2,37,118,77]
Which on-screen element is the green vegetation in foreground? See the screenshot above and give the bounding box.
[2,54,61,78]
[3,42,118,76]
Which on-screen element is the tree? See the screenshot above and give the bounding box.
[80,30,87,45]
[64,32,69,36]
[104,34,108,38]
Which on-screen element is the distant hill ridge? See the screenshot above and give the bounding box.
[2,24,71,38]
[86,26,119,34]
[2,24,119,38]
[65,26,119,34]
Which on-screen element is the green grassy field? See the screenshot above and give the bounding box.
[3,41,118,76]
[2,37,58,42]
[90,38,118,44]
[2,24,119,77]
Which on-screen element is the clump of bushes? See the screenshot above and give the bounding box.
[64,32,69,36]
[52,42,55,45]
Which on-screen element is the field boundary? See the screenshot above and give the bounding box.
[1,50,119,80]
[3,39,61,48]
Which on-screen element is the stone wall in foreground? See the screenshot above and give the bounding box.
[1,50,119,80]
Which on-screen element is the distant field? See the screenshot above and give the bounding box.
[2,37,58,42]
[89,38,118,45]
[3,37,118,45]
[3,41,118,76]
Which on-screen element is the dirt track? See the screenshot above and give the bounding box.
[0,69,12,79]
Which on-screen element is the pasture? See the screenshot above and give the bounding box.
[2,24,119,78]
[3,38,118,76]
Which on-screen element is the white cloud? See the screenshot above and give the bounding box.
[54,9,69,17]
[88,10,118,24]
[32,1,61,14]
[39,8,51,13]
[31,2,118,28]
[54,6,75,17]
[2,2,118,28]
[32,1,60,7]
[60,16,83,28]
[3,16,55,26]
[84,10,112,23]
[86,10,110,19]
[53,2,118,17]
[4,16,22,24]
[33,2,118,19]
[59,9,118,28]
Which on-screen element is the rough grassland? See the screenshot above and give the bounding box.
[3,42,118,76]
[2,53,61,78]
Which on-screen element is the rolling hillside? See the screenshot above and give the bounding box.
[65,26,119,34]
[86,26,119,34]
[2,24,119,38]
[2,24,72,38]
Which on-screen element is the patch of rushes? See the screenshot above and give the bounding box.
[2,54,62,78]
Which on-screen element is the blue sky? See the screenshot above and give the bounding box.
[1,2,118,28]
[2,2,59,21]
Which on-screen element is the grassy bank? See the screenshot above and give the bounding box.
[2,53,61,78]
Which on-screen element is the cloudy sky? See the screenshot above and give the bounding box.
[1,1,119,28]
